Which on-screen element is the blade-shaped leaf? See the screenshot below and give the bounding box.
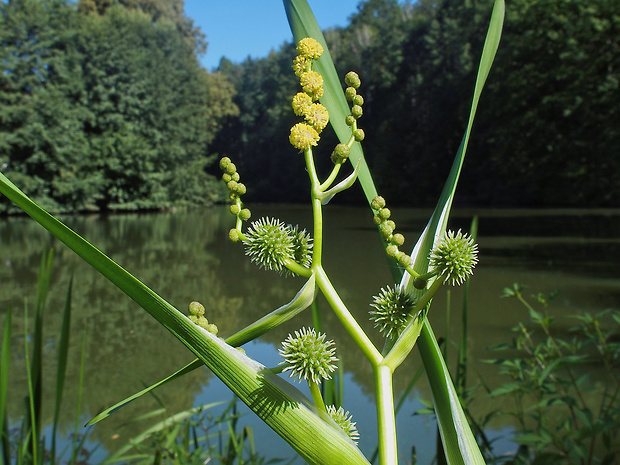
[404,2,505,464]
[0,173,370,465]
[227,273,317,346]
[403,0,505,282]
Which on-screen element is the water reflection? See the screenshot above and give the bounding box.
[1,206,619,463]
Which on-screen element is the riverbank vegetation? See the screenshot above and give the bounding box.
[1,0,618,214]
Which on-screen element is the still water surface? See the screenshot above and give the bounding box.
[1,206,619,463]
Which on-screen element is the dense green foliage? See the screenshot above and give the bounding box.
[1,0,617,212]
[214,0,619,207]
[0,0,237,213]
[485,285,619,464]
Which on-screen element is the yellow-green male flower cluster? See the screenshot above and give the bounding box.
[296,37,324,59]
[289,38,328,151]
[327,405,360,444]
[369,284,418,338]
[371,196,410,268]
[220,157,251,242]
[188,301,218,335]
[429,229,479,285]
[244,217,312,276]
[279,327,338,384]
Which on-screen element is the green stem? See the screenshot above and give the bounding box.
[315,267,382,366]
[305,144,381,366]
[319,163,342,191]
[283,258,313,278]
[375,364,397,465]
[304,148,324,269]
[309,380,327,412]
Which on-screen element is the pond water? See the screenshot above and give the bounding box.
[1,205,619,464]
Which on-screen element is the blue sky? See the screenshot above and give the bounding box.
[184,1,361,70]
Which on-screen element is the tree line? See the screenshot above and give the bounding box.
[1,0,618,214]
[213,0,619,207]
[0,0,238,213]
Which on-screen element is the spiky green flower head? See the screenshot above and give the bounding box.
[243,217,312,275]
[296,37,323,60]
[279,327,338,384]
[327,405,360,444]
[370,285,418,338]
[289,122,320,151]
[289,224,313,269]
[429,229,479,286]
[244,217,294,273]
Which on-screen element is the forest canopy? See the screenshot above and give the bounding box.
[1,0,618,213]
[0,0,237,213]
[212,0,619,207]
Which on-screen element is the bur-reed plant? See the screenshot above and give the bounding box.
[0,1,505,463]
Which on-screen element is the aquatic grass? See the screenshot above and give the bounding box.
[0,250,89,465]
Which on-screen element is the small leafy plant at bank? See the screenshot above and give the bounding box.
[485,284,620,465]
[0,0,506,463]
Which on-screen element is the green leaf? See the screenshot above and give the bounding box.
[406,2,505,464]
[52,274,74,462]
[0,308,11,465]
[103,402,225,464]
[227,274,317,347]
[513,433,544,445]
[87,359,204,425]
[0,172,370,465]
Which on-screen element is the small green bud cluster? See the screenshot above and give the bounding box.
[429,230,479,286]
[188,301,218,335]
[371,196,410,268]
[327,405,360,444]
[331,71,365,165]
[344,72,365,141]
[244,217,312,275]
[290,38,328,151]
[220,157,251,242]
[279,327,338,384]
[330,143,350,164]
[369,285,418,338]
